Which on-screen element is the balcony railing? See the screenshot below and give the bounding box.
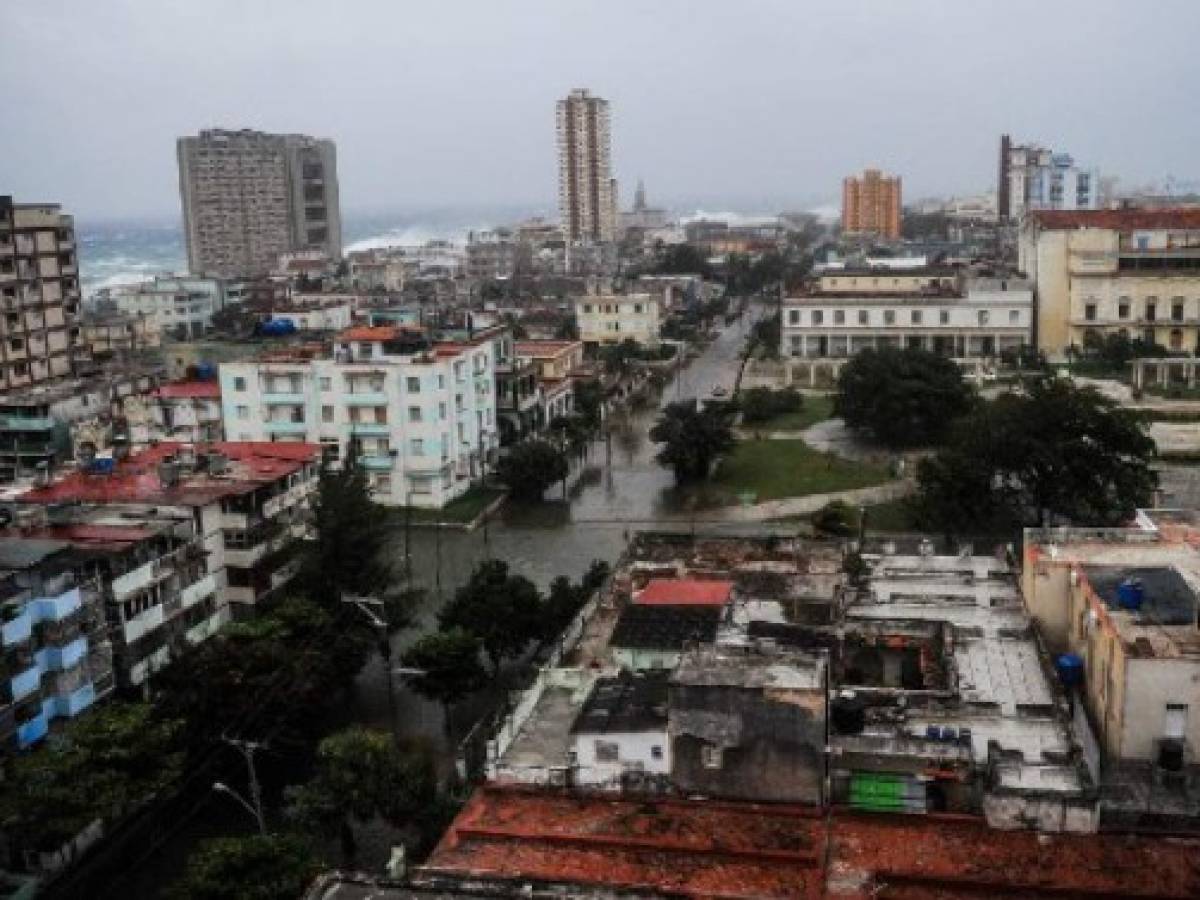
[16,710,48,749]
[10,663,41,702]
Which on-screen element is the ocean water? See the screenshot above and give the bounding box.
[76,205,547,297]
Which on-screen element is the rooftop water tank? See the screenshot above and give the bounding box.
[1056,653,1084,687]
[1117,578,1144,611]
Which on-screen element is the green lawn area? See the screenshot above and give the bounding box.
[390,486,506,525]
[744,394,836,431]
[858,496,920,532]
[712,438,891,503]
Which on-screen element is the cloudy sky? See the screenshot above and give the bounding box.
[3,0,1199,220]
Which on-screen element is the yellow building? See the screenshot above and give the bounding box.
[842,169,902,239]
[574,293,661,347]
[1019,208,1200,360]
[1022,513,1200,765]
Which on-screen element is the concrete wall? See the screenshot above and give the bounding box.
[1121,657,1200,761]
[1020,557,1074,653]
[1034,230,1072,357]
[570,728,670,791]
[982,792,1099,833]
[668,682,826,804]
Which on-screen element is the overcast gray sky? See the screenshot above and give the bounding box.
[3,0,1199,220]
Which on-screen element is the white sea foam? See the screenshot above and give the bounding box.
[344,221,497,254]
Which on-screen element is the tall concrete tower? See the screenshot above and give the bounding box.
[556,90,615,243]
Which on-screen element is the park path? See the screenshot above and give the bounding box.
[671,479,915,524]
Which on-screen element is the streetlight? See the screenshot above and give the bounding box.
[342,594,399,744]
[213,781,265,834]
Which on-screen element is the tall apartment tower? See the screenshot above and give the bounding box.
[998,134,1099,222]
[841,169,902,239]
[0,197,86,390]
[177,128,342,278]
[556,90,615,243]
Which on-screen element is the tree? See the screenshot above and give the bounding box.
[649,400,736,482]
[812,500,858,537]
[496,439,569,501]
[542,575,586,640]
[297,449,394,607]
[437,560,543,674]
[739,387,803,425]
[573,379,605,430]
[0,703,184,854]
[835,347,975,449]
[400,629,489,728]
[915,377,1158,535]
[285,727,435,864]
[168,834,319,900]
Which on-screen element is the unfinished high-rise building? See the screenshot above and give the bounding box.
[0,196,86,391]
[556,90,615,243]
[177,128,342,278]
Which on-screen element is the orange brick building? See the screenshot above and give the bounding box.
[842,168,902,238]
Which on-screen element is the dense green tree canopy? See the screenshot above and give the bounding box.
[835,347,975,448]
[168,834,319,900]
[650,400,736,482]
[496,439,569,500]
[437,560,543,673]
[915,377,1157,535]
[400,629,489,713]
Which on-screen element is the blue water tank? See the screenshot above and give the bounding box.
[195,362,217,381]
[1117,578,1144,611]
[1056,653,1084,686]
[89,458,115,475]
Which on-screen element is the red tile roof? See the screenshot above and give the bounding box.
[636,577,734,606]
[153,381,221,400]
[1029,208,1200,231]
[17,442,320,507]
[424,788,1200,899]
[338,325,422,342]
[515,340,581,357]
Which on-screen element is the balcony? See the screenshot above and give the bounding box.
[185,613,223,645]
[224,543,269,568]
[343,392,389,405]
[180,572,218,609]
[10,664,41,702]
[16,710,48,749]
[359,453,395,471]
[2,610,32,647]
[111,559,156,598]
[122,603,165,644]
[35,636,87,672]
[262,392,306,404]
[350,422,390,437]
[265,420,308,435]
[51,681,95,718]
[29,586,81,623]
[0,415,55,432]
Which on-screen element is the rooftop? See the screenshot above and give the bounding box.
[17,442,319,508]
[153,380,221,400]
[424,789,1200,898]
[635,578,733,607]
[608,604,720,651]
[672,645,826,691]
[569,672,668,735]
[1029,207,1200,231]
[338,325,424,342]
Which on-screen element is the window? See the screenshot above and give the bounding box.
[911,310,922,325]
[1118,301,1130,319]
[594,741,619,762]
[408,406,422,422]
[1084,304,1097,322]
[318,376,331,392]
[437,374,445,389]
[1165,703,1189,739]
[236,405,249,420]
[410,438,425,456]
[939,310,950,325]
[407,376,421,393]
[583,304,592,314]
[1009,310,1020,324]
[812,310,824,325]
[1172,300,1184,322]
[651,745,663,761]
[439,401,447,420]
[701,744,723,769]
[1170,328,1183,351]
[234,376,246,391]
[883,310,895,325]
[321,405,334,423]
[858,310,868,325]
[978,310,990,326]
[788,310,800,325]
[374,474,392,493]
[634,304,643,314]
[1146,301,1157,322]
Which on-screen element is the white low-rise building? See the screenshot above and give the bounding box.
[780,267,1032,383]
[109,275,228,340]
[219,324,500,508]
[575,292,661,346]
[266,295,355,331]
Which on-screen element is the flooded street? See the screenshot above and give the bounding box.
[347,309,760,751]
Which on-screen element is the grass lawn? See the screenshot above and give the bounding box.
[743,394,836,431]
[391,486,506,525]
[858,496,920,532]
[712,438,891,503]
